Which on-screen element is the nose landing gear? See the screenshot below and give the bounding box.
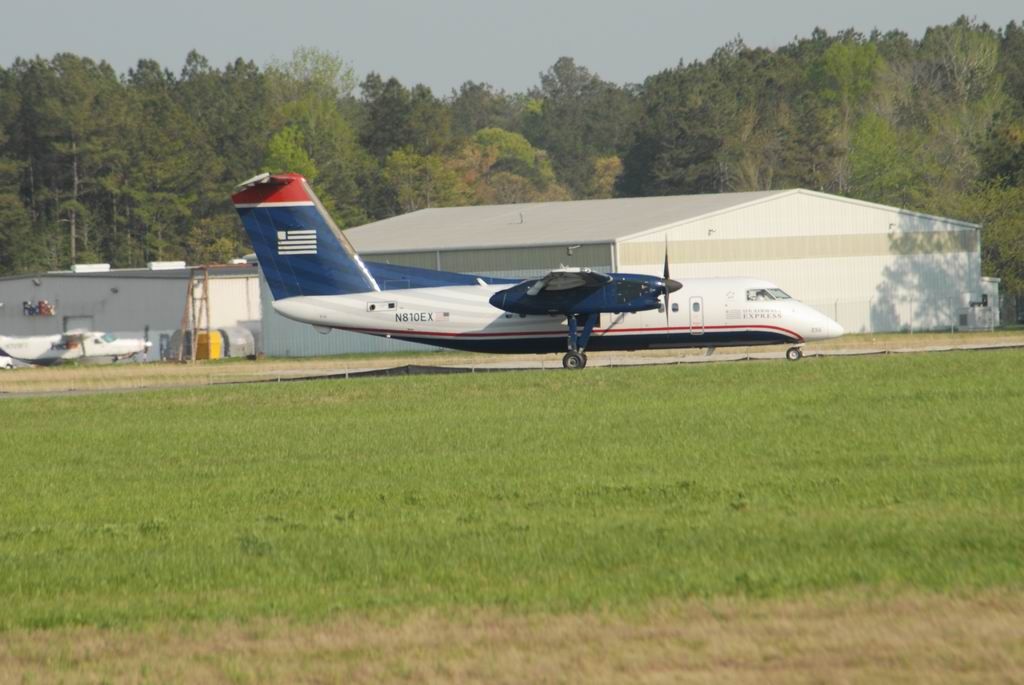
[785,346,804,362]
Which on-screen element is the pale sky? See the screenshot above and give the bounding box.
[2,1,1021,94]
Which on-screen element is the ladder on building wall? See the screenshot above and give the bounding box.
[176,266,211,362]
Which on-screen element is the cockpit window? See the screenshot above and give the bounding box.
[746,288,792,301]
[746,289,772,301]
[101,333,117,342]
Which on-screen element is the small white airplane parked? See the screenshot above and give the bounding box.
[233,173,844,368]
[0,331,151,367]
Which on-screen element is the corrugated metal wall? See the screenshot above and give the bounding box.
[0,273,263,361]
[207,278,261,328]
[617,193,982,334]
[363,243,612,274]
[0,275,187,338]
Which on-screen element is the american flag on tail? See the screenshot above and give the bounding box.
[277,229,317,255]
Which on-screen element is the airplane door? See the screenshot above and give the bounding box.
[689,296,704,335]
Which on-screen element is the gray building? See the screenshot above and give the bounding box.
[260,189,999,357]
[0,262,261,360]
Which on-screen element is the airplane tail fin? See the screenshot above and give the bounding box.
[231,173,379,300]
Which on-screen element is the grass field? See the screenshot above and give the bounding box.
[1,349,1022,681]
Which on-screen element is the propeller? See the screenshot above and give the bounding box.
[661,237,682,329]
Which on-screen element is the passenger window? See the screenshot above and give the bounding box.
[671,303,679,313]
[692,302,700,313]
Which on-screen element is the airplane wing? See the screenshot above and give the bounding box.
[526,268,613,296]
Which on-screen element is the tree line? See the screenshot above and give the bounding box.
[1,17,1022,295]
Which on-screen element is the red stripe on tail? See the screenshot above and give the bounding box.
[231,173,311,205]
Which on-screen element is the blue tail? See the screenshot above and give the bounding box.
[232,173,380,300]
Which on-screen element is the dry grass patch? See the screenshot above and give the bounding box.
[2,328,1022,395]
[2,593,1022,684]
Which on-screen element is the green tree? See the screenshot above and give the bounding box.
[359,73,413,161]
[812,39,884,193]
[589,156,623,198]
[178,52,273,185]
[450,128,568,204]
[263,126,318,180]
[849,113,924,206]
[185,216,247,265]
[0,133,40,274]
[941,184,1024,298]
[701,41,809,192]
[382,148,466,213]
[407,84,452,155]
[912,18,1005,197]
[449,81,523,138]
[267,45,357,101]
[120,59,223,262]
[266,48,370,227]
[980,119,1024,187]
[617,64,724,196]
[999,21,1024,111]
[472,127,556,185]
[523,57,637,197]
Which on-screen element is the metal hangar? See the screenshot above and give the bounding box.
[0,262,262,360]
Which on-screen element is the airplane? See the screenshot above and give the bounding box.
[232,172,844,369]
[0,331,151,367]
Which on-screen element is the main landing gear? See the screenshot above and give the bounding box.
[562,313,598,370]
[563,350,587,369]
[785,346,804,362]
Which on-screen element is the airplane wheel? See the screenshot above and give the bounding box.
[580,352,588,368]
[786,347,803,362]
[562,351,585,369]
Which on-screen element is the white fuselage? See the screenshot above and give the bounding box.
[271,277,843,354]
[0,332,151,366]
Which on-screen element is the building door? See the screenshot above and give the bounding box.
[63,315,93,333]
[689,297,704,335]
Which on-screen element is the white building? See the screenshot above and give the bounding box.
[260,189,998,357]
[0,263,261,359]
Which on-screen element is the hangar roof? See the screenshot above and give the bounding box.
[344,188,981,254]
[0,264,257,283]
[346,190,786,253]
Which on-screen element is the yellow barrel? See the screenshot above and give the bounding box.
[195,331,223,360]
